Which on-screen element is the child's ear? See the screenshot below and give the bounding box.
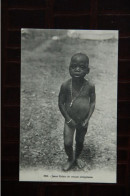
[87,67,90,74]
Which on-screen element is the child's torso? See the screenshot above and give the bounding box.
[65,79,91,123]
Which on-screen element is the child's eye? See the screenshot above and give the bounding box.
[71,65,76,69]
[80,65,85,69]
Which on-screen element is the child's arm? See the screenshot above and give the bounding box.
[58,84,76,127]
[82,84,96,127]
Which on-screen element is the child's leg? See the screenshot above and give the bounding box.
[75,124,88,168]
[63,122,75,171]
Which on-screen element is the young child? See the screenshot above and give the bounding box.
[58,53,96,171]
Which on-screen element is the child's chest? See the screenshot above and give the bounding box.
[66,83,90,99]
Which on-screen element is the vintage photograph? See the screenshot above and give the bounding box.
[20,29,118,183]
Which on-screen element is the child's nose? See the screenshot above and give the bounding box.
[75,66,80,71]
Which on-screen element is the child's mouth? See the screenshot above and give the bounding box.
[74,73,81,77]
[74,75,80,77]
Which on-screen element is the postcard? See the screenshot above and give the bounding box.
[20,29,118,183]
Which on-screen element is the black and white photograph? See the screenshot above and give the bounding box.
[20,29,118,183]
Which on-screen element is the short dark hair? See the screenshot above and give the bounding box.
[71,53,89,63]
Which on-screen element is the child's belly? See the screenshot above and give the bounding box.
[66,97,90,123]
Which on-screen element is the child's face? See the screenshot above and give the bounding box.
[69,55,89,78]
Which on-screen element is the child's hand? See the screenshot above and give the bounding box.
[66,119,76,128]
[82,118,89,128]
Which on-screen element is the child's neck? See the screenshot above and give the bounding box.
[72,77,85,90]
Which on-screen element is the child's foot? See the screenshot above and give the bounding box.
[76,159,85,169]
[62,159,74,171]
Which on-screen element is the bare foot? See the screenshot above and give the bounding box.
[76,159,85,169]
[62,160,74,171]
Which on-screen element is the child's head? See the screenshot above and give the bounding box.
[69,53,89,78]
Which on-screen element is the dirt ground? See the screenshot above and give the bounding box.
[20,30,118,173]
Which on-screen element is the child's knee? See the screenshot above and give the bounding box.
[64,139,73,147]
[75,135,85,144]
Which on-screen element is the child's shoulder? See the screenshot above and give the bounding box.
[85,79,95,88]
[61,79,71,89]
[85,79,95,94]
